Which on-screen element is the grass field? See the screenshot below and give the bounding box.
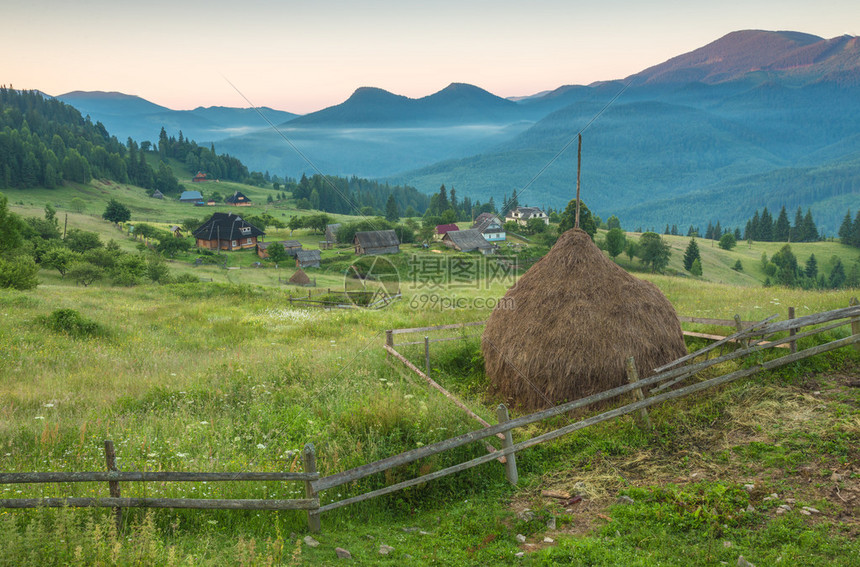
[2,182,860,565]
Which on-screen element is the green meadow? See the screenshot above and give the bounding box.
[1,183,859,565]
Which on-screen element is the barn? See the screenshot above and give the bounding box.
[354,230,400,255]
[442,228,494,254]
[296,249,322,268]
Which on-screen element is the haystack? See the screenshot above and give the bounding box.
[482,228,686,411]
[289,268,311,286]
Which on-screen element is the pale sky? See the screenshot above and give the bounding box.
[4,0,857,114]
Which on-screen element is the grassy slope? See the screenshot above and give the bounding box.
[2,182,860,565]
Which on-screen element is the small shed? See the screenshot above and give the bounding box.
[354,230,400,255]
[325,223,341,243]
[442,228,494,254]
[296,249,322,268]
[256,240,303,259]
[169,225,183,238]
[225,191,252,206]
[151,189,165,199]
[192,172,207,182]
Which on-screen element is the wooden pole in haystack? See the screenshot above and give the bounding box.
[574,134,582,229]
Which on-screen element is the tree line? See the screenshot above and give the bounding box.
[0,192,196,290]
[287,173,430,217]
[838,210,860,249]
[0,87,271,198]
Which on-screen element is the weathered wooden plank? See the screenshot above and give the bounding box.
[496,404,518,485]
[386,345,498,433]
[104,440,122,531]
[320,323,859,494]
[760,305,860,335]
[0,498,319,510]
[851,298,860,353]
[652,318,854,393]
[303,443,321,534]
[656,314,780,372]
[626,358,652,430]
[317,333,860,514]
[678,316,754,327]
[389,321,487,336]
[0,472,318,484]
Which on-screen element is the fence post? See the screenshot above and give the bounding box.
[303,443,321,533]
[788,306,797,354]
[625,357,652,430]
[424,336,430,375]
[851,298,860,352]
[496,404,518,485]
[104,440,122,532]
[385,330,394,359]
[734,314,747,348]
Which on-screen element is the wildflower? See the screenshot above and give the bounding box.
[256,444,266,450]
[35,416,45,420]
[200,421,209,425]
[404,394,414,399]
[43,403,54,408]
[176,452,188,458]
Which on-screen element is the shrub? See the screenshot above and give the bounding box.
[0,255,39,290]
[41,308,107,338]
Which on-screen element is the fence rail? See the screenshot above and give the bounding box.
[1,440,322,532]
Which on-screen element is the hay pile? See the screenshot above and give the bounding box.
[289,268,311,286]
[482,228,686,411]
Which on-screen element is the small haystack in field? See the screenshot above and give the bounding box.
[289,268,311,286]
[482,228,686,411]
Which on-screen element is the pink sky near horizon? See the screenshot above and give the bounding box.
[4,0,857,114]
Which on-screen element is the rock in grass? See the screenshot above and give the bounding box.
[303,536,320,548]
[335,547,351,559]
[737,556,755,567]
[617,495,635,505]
[379,545,394,555]
[516,534,527,543]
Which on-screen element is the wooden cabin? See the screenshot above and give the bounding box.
[193,212,265,251]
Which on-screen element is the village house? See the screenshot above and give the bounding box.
[192,172,207,182]
[151,189,165,199]
[256,240,302,259]
[472,213,506,242]
[506,206,549,226]
[442,228,495,254]
[354,230,400,255]
[180,190,204,204]
[193,212,265,251]
[435,223,459,240]
[295,249,322,268]
[225,191,252,206]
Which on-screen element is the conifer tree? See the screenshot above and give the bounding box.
[683,237,700,271]
[774,206,791,241]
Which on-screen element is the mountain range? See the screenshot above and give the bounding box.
[55,30,860,232]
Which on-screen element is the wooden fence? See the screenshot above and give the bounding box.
[0,440,321,532]
[5,302,858,534]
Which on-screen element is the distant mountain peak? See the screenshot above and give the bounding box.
[631,29,860,85]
